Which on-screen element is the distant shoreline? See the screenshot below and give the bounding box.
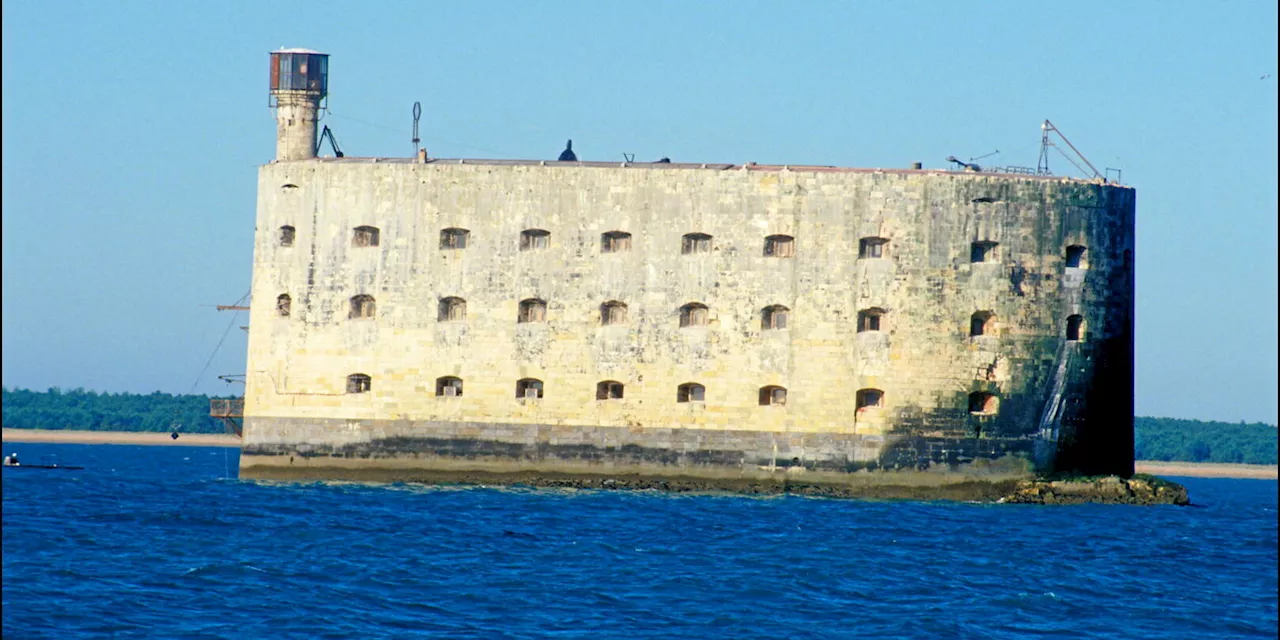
[1,429,1275,479]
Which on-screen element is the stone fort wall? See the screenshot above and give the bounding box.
[239,159,1135,492]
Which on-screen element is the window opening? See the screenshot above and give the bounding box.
[601,301,628,326]
[349,294,376,319]
[759,386,788,406]
[518,298,547,324]
[520,229,550,251]
[353,226,380,247]
[346,374,371,394]
[677,383,706,403]
[279,225,296,247]
[762,305,789,331]
[601,231,632,253]
[970,311,994,337]
[858,237,888,259]
[439,297,467,322]
[1065,245,1087,268]
[1066,314,1084,341]
[436,376,463,397]
[682,233,712,254]
[596,380,625,400]
[440,228,470,250]
[276,294,292,317]
[516,378,544,399]
[764,235,795,258]
[969,392,999,415]
[856,388,884,410]
[970,241,999,263]
[679,303,709,327]
[857,308,884,332]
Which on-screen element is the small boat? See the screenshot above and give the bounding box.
[3,454,84,470]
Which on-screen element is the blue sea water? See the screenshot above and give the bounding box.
[2,443,1276,639]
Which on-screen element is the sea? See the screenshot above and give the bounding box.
[2,443,1276,639]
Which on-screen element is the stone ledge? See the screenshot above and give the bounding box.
[998,474,1190,505]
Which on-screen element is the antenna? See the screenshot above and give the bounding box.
[1037,120,1102,180]
[412,101,421,155]
[622,153,635,163]
[970,149,1000,163]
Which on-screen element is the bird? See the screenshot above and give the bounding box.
[558,139,577,162]
[1262,74,1273,80]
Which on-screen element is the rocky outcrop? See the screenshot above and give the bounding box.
[999,474,1190,505]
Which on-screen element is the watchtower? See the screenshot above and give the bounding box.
[269,48,329,161]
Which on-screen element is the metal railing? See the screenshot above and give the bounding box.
[210,398,244,418]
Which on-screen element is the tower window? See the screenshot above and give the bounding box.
[601,301,628,326]
[855,388,884,410]
[970,311,994,337]
[353,226,380,247]
[969,392,999,415]
[970,241,999,263]
[276,294,292,318]
[677,383,706,403]
[516,378,544,399]
[764,235,795,258]
[440,228,470,250]
[762,305,789,331]
[596,380,625,400]
[520,229,550,251]
[439,297,467,322]
[1065,245,1087,268]
[679,303,709,327]
[682,233,713,254]
[857,308,885,333]
[349,294,376,319]
[759,386,788,406]
[1066,314,1085,341]
[518,298,547,323]
[346,374,371,394]
[279,225,296,247]
[858,237,888,259]
[436,376,463,397]
[601,231,632,253]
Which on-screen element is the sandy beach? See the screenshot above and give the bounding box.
[2,429,241,448]
[1134,461,1277,480]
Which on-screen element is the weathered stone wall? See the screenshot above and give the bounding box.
[240,158,1135,490]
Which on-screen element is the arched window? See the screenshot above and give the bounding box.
[970,241,999,263]
[349,294,376,319]
[276,294,292,317]
[601,231,632,253]
[857,308,885,332]
[596,380,624,400]
[759,386,787,406]
[682,233,712,254]
[859,237,888,259]
[679,303,709,327]
[970,311,995,337]
[764,234,794,258]
[518,298,547,323]
[969,392,999,415]
[762,305,789,331]
[279,225,296,247]
[601,301,627,326]
[677,383,706,403]
[856,388,884,410]
[353,226,380,247]
[520,229,550,251]
[516,378,544,399]
[1065,245,1087,268]
[1066,314,1085,341]
[436,376,463,397]
[439,297,467,322]
[346,373,371,394]
[440,228,470,250]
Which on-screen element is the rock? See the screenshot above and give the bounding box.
[999,475,1189,505]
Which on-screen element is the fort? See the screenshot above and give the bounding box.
[237,49,1136,499]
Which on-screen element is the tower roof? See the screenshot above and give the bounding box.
[273,47,327,55]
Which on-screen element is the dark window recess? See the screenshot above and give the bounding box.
[679,303,709,327]
[601,231,632,253]
[436,376,464,397]
[353,226,380,247]
[596,381,625,400]
[764,235,795,257]
[969,392,998,415]
[856,388,884,410]
[971,241,998,263]
[601,301,627,326]
[516,378,544,399]
[439,297,467,322]
[762,305,789,331]
[349,294,376,319]
[857,308,884,332]
[518,298,547,323]
[520,229,550,251]
[858,237,888,259]
[346,374,371,394]
[440,228,469,250]
[276,294,292,317]
[759,386,788,406]
[1066,245,1087,268]
[1066,314,1084,341]
[677,383,706,403]
[970,311,994,337]
[682,233,712,254]
[279,225,296,247]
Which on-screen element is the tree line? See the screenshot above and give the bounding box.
[1,387,1276,464]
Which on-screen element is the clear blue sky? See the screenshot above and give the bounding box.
[2,1,1276,424]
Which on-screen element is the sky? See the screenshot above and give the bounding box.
[2,1,1276,424]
